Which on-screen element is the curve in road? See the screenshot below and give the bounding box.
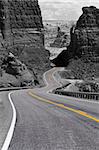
[2,67,99,150]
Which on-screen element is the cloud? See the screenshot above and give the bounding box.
[39,0,98,3]
[39,0,99,20]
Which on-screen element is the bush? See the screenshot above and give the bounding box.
[75,81,99,92]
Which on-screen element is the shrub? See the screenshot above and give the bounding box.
[75,81,99,92]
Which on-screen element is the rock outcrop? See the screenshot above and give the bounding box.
[0,0,50,85]
[0,53,34,87]
[53,6,99,66]
[50,27,68,48]
[69,6,99,57]
[52,50,69,66]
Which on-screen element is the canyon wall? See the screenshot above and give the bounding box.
[69,6,99,57]
[53,6,99,66]
[0,0,50,86]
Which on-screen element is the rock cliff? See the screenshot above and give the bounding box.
[69,6,99,57]
[53,6,99,66]
[0,0,50,86]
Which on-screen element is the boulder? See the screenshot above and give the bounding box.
[1,52,34,87]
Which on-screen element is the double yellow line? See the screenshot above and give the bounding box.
[29,91,99,123]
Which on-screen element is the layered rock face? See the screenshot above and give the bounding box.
[9,0,43,29]
[53,6,99,66]
[0,0,50,85]
[69,6,99,57]
[0,0,44,43]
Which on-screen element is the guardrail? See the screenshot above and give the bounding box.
[0,86,32,92]
[53,90,99,100]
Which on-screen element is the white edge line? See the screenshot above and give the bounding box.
[1,92,16,150]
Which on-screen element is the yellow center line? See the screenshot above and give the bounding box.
[28,91,99,123]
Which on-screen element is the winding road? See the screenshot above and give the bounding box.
[1,68,99,150]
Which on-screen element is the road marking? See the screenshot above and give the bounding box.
[29,91,99,123]
[1,92,17,150]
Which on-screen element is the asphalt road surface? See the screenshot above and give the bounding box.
[0,92,13,149]
[8,68,99,150]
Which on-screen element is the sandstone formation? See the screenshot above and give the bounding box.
[0,0,50,86]
[50,27,68,48]
[53,6,99,66]
[69,6,99,58]
[0,53,34,87]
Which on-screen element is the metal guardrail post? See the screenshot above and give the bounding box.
[53,90,99,101]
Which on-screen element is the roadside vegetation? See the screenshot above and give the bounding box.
[75,81,99,93]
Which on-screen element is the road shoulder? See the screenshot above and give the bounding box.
[0,92,13,149]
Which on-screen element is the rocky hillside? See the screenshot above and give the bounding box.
[53,6,99,66]
[0,0,50,87]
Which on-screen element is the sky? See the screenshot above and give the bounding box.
[39,0,99,21]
